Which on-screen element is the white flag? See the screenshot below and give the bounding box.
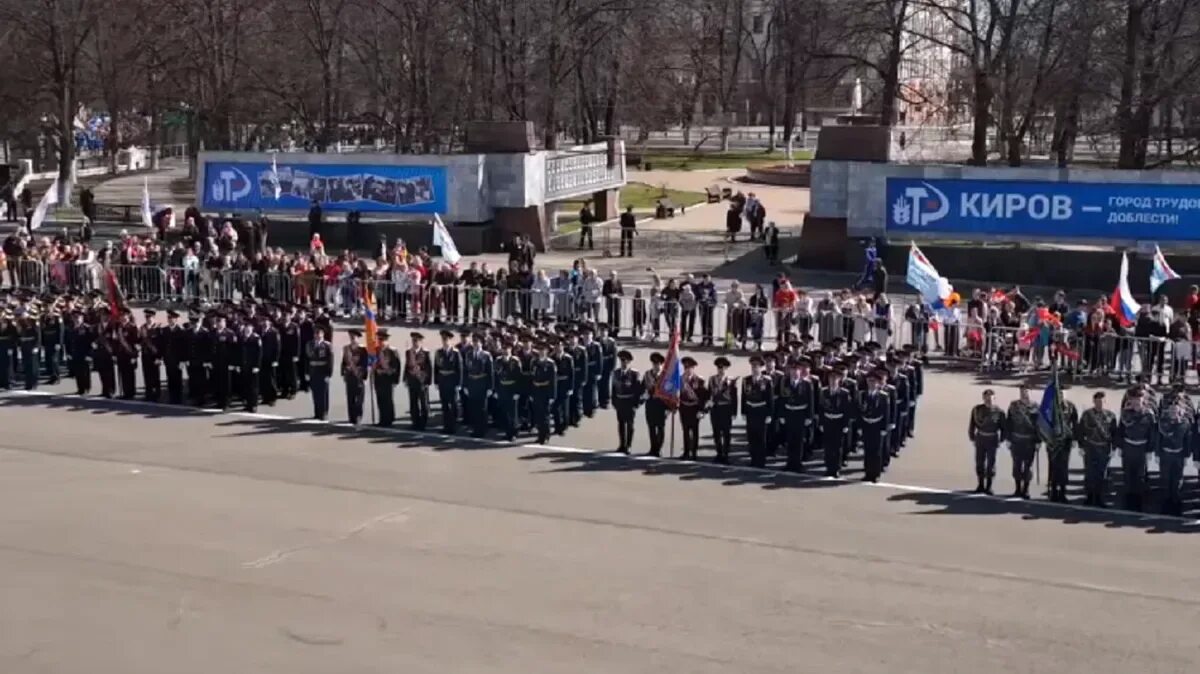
[269,154,282,200]
[432,213,461,265]
[140,176,154,228]
[29,179,60,231]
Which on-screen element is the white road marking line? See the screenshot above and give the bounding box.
[242,510,409,569]
[5,389,1200,525]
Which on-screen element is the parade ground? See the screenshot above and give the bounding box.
[1,340,1199,673]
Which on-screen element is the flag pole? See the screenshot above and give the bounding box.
[369,367,377,425]
[669,410,676,458]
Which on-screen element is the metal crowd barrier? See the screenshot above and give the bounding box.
[0,258,48,293]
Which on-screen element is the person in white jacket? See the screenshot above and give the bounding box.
[531,269,552,320]
[580,269,602,319]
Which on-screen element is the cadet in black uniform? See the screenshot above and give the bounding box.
[278,310,301,399]
[259,314,280,406]
[307,328,334,420]
[611,350,642,453]
[819,366,854,477]
[114,310,139,400]
[342,330,368,425]
[642,352,668,456]
[403,331,432,430]
[678,356,708,460]
[741,355,774,467]
[582,327,603,417]
[93,318,117,398]
[163,310,186,404]
[553,340,575,436]
[597,327,617,409]
[464,332,494,437]
[140,309,162,402]
[372,330,400,426]
[0,312,15,390]
[781,357,816,472]
[859,368,892,482]
[708,357,737,464]
[211,314,237,409]
[568,332,587,426]
[41,308,63,384]
[67,311,93,395]
[1075,391,1116,507]
[530,341,558,444]
[187,313,209,406]
[968,388,1006,495]
[494,339,523,440]
[764,354,785,456]
[435,330,462,433]
[240,321,262,412]
[298,309,315,392]
[17,314,41,391]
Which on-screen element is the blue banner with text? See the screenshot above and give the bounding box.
[886,177,1200,242]
[201,160,448,214]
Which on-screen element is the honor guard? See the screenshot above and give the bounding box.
[742,355,774,468]
[163,310,187,404]
[307,328,334,420]
[41,307,63,384]
[781,357,816,472]
[0,312,15,390]
[1005,385,1042,499]
[859,368,893,482]
[67,311,93,395]
[567,332,587,426]
[1158,396,1193,516]
[529,341,557,444]
[1044,395,1078,503]
[93,318,117,398]
[818,366,854,477]
[494,339,523,440]
[402,331,431,430]
[239,321,262,412]
[17,314,41,391]
[1116,389,1156,511]
[139,310,162,401]
[708,357,737,464]
[597,327,617,409]
[968,389,1006,494]
[552,340,575,436]
[435,330,463,433]
[464,332,494,437]
[114,310,139,400]
[368,330,395,427]
[278,311,302,399]
[258,314,280,406]
[611,350,642,453]
[211,314,236,409]
[642,352,668,456]
[678,357,708,460]
[342,330,368,425]
[297,309,315,392]
[898,347,923,437]
[1076,391,1117,507]
[581,326,603,417]
[888,357,912,454]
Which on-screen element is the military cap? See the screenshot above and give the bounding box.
[650,352,665,364]
[873,367,889,378]
[749,354,764,366]
[348,329,363,337]
[681,356,698,368]
[800,333,815,342]
[596,323,609,330]
[121,307,133,316]
[166,310,180,319]
[439,329,454,339]
[983,388,995,396]
[1093,391,1106,400]
[788,340,803,349]
[459,327,472,335]
[830,365,846,374]
[534,341,548,350]
[794,356,813,367]
[472,331,486,340]
[578,324,593,333]
[188,312,201,322]
[714,356,731,368]
[618,350,634,361]
[864,341,881,350]
[404,331,420,341]
[145,308,159,317]
[830,337,846,346]
[866,369,883,381]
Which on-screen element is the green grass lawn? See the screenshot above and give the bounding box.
[555,182,708,228]
[634,150,813,171]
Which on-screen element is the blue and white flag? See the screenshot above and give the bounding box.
[269,153,282,200]
[432,213,461,265]
[1150,244,1180,294]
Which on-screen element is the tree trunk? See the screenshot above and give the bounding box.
[970,70,993,166]
[57,82,75,207]
[1116,0,1141,169]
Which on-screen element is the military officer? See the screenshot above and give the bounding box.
[678,356,708,460]
[529,341,558,444]
[494,339,523,440]
[17,314,41,391]
[1076,391,1117,507]
[341,330,368,425]
[741,355,774,468]
[187,312,209,406]
[67,311,93,395]
[611,349,642,453]
[708,357,737,464]
[278,310,301,399]
[642,352,668,456]
[93,317,117,398]
[211,313,236,409]
[1005,384,1042,500]
[370,330,398,427]
[597,326,617,409]
[163,310,187,404]
[1157,396,1191,516]
[968,388,1006,495]
[581,326,603,417]
[818,365,854,477]
[1044,394,1079,503]
[41,307,63,384]
[258,314,280,406]
[403,331,432,430]
[859,368,892,483]
[464,332,494,437]
[307,327,334,421]
[434,330,462,433]
[1116,388,1156,511]
[567,331,587,427]
[781,357,816,472]
[139,309,162,402]
[114,309,139,400]
[239,321,262,412]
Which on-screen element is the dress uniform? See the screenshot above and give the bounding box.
[708,358,738,464]
[278,313,301,399]
[163,311,187,404]
[582,328,602,417]
[889,359,911,455]
[258,317,280,405]
[307,330,334,420]
[41,310,63,384]
[898,348,923,438]
[93,321,117,398]
[968,389,1006,494]
[435,330,463,433]
[212,316,238,409]
[1045,398,1079,503]
[818,366,854,477]
[1075,391,1116,507]
[139,310,162,401]
[402,332,431,430]
[530,342,557,444]
[741,356,774,468]
[1005,386,1042,500]
[553,343,575,436]
[678,357,708,460]
[0,314,15,390]
[239,323,262,412]
[859,369,893,482]
[764,356,786,456]
[341,330,368,425]
[67,312,92,395]
[115,311,139,400]
[642,353,668,456]
[17,315,41,391]
[781,358,817,472]
[373,331,401,426]
[568,335,587,426]
[1156,399,1191,516]
[611,350,642,453]
[494,342,523,440]
[597,329,617,409]
[298,311,315,392]
[464,333,495,437]
[187,315,209,406]
[1117,392,1156,511]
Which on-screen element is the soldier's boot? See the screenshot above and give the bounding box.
[983,477,993,496]
[973,477,986,494]
[1020,481,1031,500]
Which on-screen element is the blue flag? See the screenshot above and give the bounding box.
[654,331,684,410]
[1038,372,1063,442]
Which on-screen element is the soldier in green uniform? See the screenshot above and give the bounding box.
[1156,396,1191,516]
[1005,385,1041,499]
[1076,391,1117,507]
[1116,389,1157,512]
[1043,394,1079,503]
[611,350,642,453]
[968,389,1006,495]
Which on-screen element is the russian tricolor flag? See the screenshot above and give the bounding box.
[1110,252,1140,328]
[1150,244,1180,294]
